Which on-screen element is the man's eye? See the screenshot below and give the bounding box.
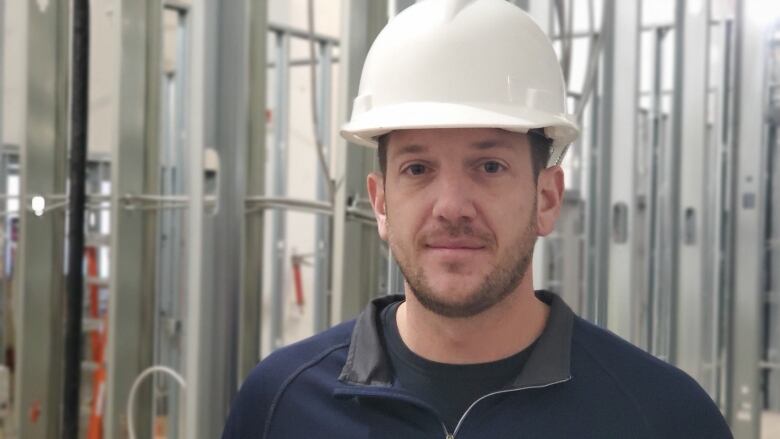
[406,164,427,175]
[482,161,504,173]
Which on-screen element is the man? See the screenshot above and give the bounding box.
[222,0,733,437]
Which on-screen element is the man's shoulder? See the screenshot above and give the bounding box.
[571,316,684,380]
[248,319,355,387]
[570,316,732,437]
[221,320,356,439]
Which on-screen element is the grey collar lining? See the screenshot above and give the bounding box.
[338,290,574,388]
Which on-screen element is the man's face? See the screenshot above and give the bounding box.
[367,128,564,318]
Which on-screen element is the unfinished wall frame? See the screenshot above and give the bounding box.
[14,1,69,437]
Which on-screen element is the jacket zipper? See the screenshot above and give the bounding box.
[336,376,571,439]
[449,376,572,437]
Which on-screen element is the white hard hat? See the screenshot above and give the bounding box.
[340,0,579,164]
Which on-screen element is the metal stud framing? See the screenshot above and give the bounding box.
[652,17,684,365]
[105,1,158,436]
[603,0,640,340]
[313,39,333,332]
[584,1,613,327]
[0,0,6,377]
[672,0,712,387]
[765,17,780,415]
[0,0,4,201]
[269,28,290,350]
[239,0,267,387]
[14,1,69,437]
[706,10,732,411]
[205,0,255,435]
[183,0,210,436]
[181,0,262,436]
[154,5,184,436]
[332,0,388,323]
[728,0,771,436]
[263,19,341,348]
[183,0,207,435]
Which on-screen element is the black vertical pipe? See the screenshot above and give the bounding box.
[63,0,89,437]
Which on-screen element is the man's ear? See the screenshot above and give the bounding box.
[536,165,565,237]
[367,172,388,241]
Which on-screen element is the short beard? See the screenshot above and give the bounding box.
[389,200,538,319]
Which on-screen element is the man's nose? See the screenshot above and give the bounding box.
[430,171,477,223]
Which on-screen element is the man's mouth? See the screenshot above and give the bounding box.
[424,239,486,251]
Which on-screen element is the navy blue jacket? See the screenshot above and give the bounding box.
[222,292,732,438]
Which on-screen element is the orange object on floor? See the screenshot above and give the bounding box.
[85,246,107,439]
[86,365,105,439]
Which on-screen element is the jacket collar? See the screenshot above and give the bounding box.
[338,290,574,388]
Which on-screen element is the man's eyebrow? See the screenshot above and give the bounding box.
[392,143,427,157]
[470,139,515,150]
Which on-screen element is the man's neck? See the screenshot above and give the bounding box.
[395,278,549,365]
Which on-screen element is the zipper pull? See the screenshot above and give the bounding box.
[445,435,454,439]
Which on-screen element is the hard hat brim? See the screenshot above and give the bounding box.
[340,101,579,152]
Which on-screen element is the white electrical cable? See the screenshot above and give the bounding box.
[127,365,186,439]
